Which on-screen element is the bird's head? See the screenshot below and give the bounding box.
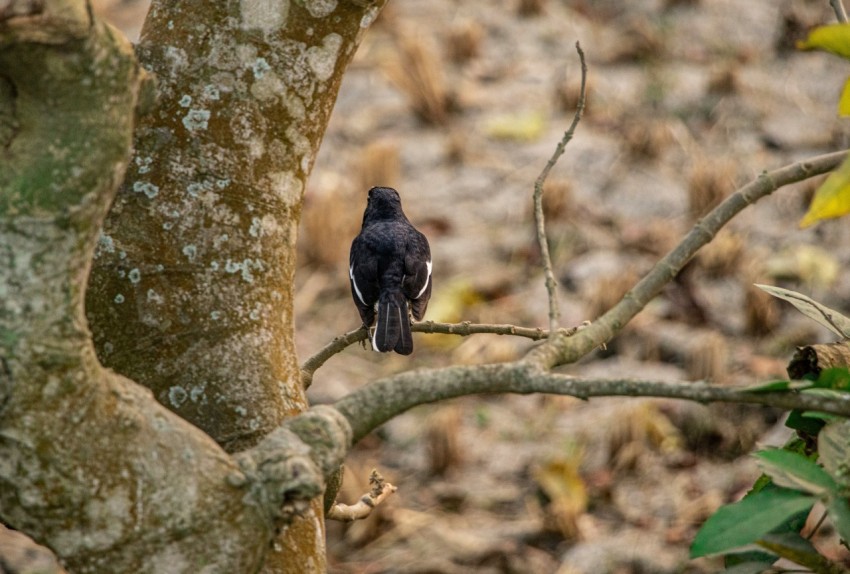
[363,186,406,222]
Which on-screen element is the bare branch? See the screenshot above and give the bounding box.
[326,469,397,522]
[831,0,848,23]
[527,149,850,369]
[333,363,850,444]
[301,321,558,388]
[302,328,371,388]
[533,41,588,335]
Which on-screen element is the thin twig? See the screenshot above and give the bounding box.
[326,469,397,522]
[301,321,562,388]
[831,0,848,23]
[533,41,587,336]
[527,149,850,369]
[806,509,829,540]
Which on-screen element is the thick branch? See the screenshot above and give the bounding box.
[533,41,587,334]
[528,150,850,369]
[333,363,850,444]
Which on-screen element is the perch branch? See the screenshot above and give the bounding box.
[326,469,397,522]
[831,0,848,23]
[301,321,565,388]
[528,149,850,369]
[533,41,588,335]
[334,363,850,444]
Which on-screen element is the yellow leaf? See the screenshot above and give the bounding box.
[419,279,484,349]
[765,245,839,289]
[485,110,546,141]
[797,23,850,59]
[533,454,588,539]
[800,154,850,227]
[841,78,850,117]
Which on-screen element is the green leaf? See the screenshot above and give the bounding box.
[801,411,843,424]
[754,284,850,338]
[758,531,837,572]
[740,379,811,393]
[690,488,815,558]
[723,550,777,572]
[813,367,850,391]
[819,420,850,488]
[754,449,836,495]
[799,154,850,228]
[786,409,826,435]
[797,23,850,59]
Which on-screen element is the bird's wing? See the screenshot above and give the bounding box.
[349,235,380,326]
[403,231,432,321]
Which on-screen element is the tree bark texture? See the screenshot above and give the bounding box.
[84,0,384,571]
[87,0,383,454]
[2,0,382,572]
[0,3,275,572]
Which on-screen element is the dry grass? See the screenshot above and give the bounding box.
[358,139,400,192]
[517,0,547,17]
[385,31,455,126]
[622,117,673,160]
[620,218,680,256]
[585,271,639,320]
[707,65,739,96]
[554,72,593,118]
[695,230,745,277]
[609,16,666,63]
[744,281,780,337]
[664,0,700,7]
[606,402,683,472]
[685,331,728,381]
[541,179,574,222]
[299,181,360,269]
[446,21,483,64]
[444,129,467,164]
[687,157,737,221]
[425,406,463,476]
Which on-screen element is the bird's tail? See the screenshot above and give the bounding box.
[373,291,413,355]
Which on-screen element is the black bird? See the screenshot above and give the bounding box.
[349,187,432,355]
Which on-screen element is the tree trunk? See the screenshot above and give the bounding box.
[85,0,384,571]
[1,0,383,572]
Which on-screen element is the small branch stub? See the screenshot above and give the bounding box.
[326,469,397,522]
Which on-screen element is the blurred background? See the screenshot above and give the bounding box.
[94,0,850,571]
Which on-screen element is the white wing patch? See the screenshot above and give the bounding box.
[350,264,367,306]
[415,260,432,299]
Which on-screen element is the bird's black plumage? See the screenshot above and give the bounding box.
[349,187,432,355]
